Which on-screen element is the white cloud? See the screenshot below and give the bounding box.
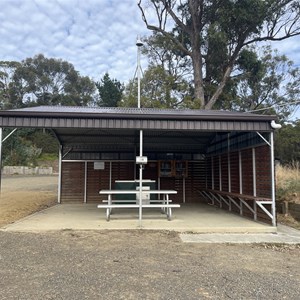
[0,0,299,94]
[0,0,150,82]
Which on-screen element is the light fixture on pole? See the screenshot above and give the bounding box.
[135,36,145,227]
[136,37,143,108]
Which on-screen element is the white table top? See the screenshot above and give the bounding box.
[99,189,177,195]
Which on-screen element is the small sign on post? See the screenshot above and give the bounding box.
[136,156,148,165]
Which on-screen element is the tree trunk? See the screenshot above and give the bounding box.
[191,48,205,109]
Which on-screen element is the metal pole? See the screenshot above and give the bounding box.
[136,37,144,227]
[137,40,142,109]
[239,151,243,194]
[270,132,276,226]
[57,145,62,204]
[84,161,87,203]
[228,133,231,193]
[252,148,257,197]
[219,156,222,191]
[109,162,112,189]
[211,157,214,189]
[2,128,17,143]
[139,130,143,226]
[183,177,186,203]
[0,128,2,194]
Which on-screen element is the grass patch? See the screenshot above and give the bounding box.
[276,162,300,202]
[38,153,58,161]
[276,162,300,230]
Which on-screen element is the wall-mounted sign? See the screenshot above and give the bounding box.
[94,162,105,170]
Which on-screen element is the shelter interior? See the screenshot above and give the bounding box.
[0,106,277,226]
[59,128,273,224]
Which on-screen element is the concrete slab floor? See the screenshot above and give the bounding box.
[1,203,276,233]
[180,224,300,244]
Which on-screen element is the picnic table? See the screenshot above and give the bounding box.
[98,189,180,221]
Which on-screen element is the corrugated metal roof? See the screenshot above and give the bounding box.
[0,106,276,155]
[3,105,276,121]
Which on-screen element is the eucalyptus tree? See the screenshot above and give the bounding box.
[9,54,96,107]
[0,61,22,109]
[138,0,300,109]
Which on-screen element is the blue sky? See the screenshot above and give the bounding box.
[0,0,299,118]
[0,0,149,82]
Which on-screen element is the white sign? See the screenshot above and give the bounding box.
[94,162,105,170]
[136,156,148,164]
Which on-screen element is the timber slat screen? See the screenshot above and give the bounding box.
[203,144,273,224]
[61,162,85,203]
[60,160,206,204]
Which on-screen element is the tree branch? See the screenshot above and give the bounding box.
[137,1,191,56]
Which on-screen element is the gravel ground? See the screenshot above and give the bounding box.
[0,175,57,227]
[0,230,299,300]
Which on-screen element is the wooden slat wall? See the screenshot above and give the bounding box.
[213,156,220,190]
[221,154,229,192]
[157,160,207,203]
[61,162,85,203]
[88,161,135,203]
[255,145,272,198]
[87,162,110,203]
[230,151,240,193]
[241,149,253,195]
[206,157,212,189]
[111,161,135,183]
[186,160,206,202]
[60,147,272,208]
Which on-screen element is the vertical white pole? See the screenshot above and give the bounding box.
[270,132,276,226]
[239,151,243,194]
[57,145,62,204]
[0,128,2,194]
[252,148,257,221]
[109,161,112,189]
[239,150,243,215]
[84,161,87,203]
[137,38,142,109]
[136,38,144,227]
[219,156,222,191]
[252,148,257,197]
[183,177,186,203]
[228,134,231,193]
[139,130,143,226]
[211,157,214,190]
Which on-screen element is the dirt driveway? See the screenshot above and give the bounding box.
[0,176,299,299]
[0,230,299,300]
[0,175,58,227]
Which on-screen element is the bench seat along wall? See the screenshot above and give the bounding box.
[205,142,272,224]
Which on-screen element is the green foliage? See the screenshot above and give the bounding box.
[120,65,192,108]
[96,73,124,107]
[140,32,300,118]
[275,121,300,163]
[0,61,23,109]
[2,129,58,166]
[0,54,96,109]
[30,130,59,154]
[138,0,300,110]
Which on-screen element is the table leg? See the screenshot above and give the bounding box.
[161,194,166,214]
[108,194,112,214]
[106,208,110,221]
[166,194,171,219]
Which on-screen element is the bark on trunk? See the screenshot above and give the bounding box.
[191,48,205,109]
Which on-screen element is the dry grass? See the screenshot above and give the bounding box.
[276,162,300,229]
[276,162,300,202]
